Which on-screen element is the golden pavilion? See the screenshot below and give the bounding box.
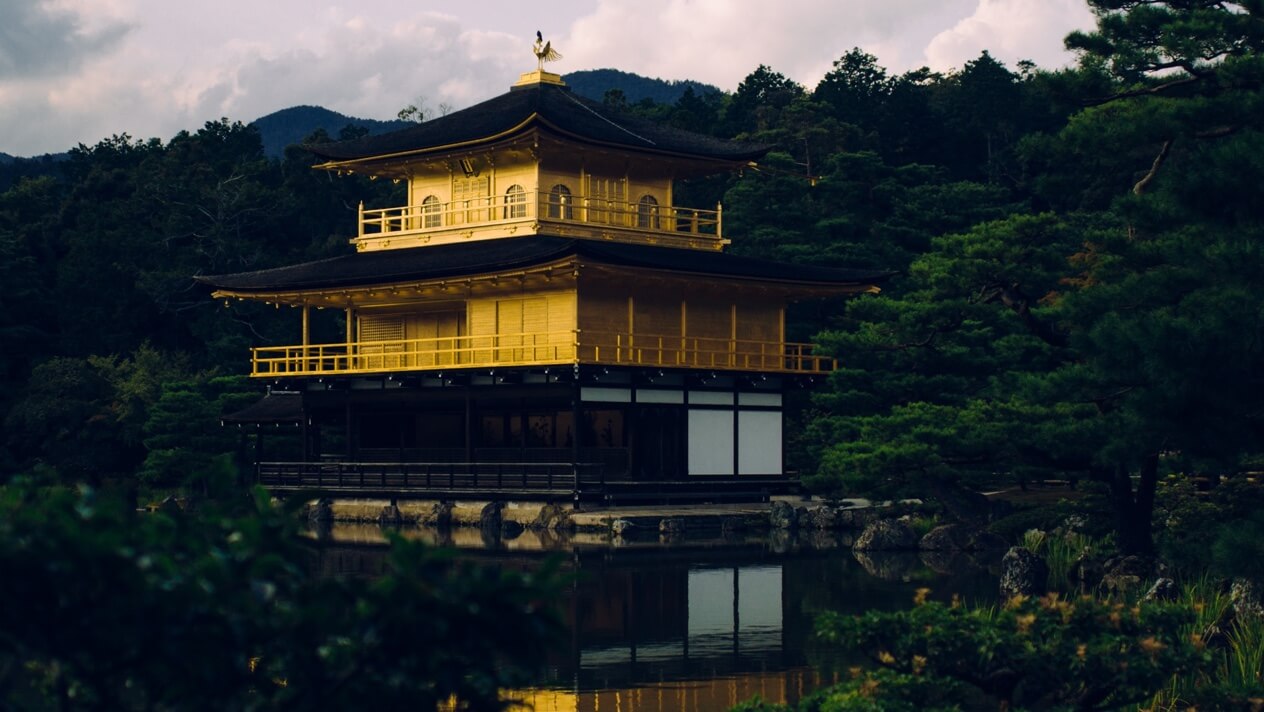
[199,59,883,504]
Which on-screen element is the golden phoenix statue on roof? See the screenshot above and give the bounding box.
[533,30,562,70]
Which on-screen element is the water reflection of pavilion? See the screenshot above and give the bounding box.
[302,527,994,711]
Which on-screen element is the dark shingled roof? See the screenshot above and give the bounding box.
[196,237,887,293]
[306,82,768,163]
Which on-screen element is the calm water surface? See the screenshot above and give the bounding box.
[303,524,999,712]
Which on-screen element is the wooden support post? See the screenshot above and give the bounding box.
[345,306,354,371]
[464,387,474,464]
[572,367,582,508]
[301,304,310,371]
[345,394,354,459]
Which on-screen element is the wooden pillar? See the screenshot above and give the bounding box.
[301,410,310,462]
[572,369,582,508]
[345,306,354,371]
[464,387,474,463]
[680,300,687,366]
[344,394,354,459]
[626,296,635,359]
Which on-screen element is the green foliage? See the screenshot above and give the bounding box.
[1141,576,1264,708]
[733,670,962,712]
[814,592,1210,711]
[807,0,1264,557]
[138,375,257,492]
[1022,529,1112,591]
[1154,476,1264,578]
[0,479,563,710]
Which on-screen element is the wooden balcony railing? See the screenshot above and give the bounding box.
[251,330,836,377]
[357,191,722,243]
[579,332,836,374]
[251,330,578,376]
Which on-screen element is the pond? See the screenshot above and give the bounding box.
[302,524,1000,712]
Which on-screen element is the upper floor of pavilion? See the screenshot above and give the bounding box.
[304,70,768,253]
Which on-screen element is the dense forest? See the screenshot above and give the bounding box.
[3,2,1263,559]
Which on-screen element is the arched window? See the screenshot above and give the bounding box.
[421,195,441,228]
[547,184,573,220]
[503,184,527,219]
[636,194,660,229]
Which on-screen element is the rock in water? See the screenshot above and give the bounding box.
[418,501,453,527]
[611,519,635,536]
[835,508,878,530]
[308,498,334,524]
[659,518,685,535]
[803,505,837,530]
[769,500,798,530]
[378,504,403,526]
[853,519,918,551]
[919,523,969,551]
[479,502,503,532]
[1000,546,1048,598]
[500,520,524,539]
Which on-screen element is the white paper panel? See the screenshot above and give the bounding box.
[688,409,734,475]
[738,392,782,407]
[636,388,684,404]
[580,386,632,403]
[738,410,782,475]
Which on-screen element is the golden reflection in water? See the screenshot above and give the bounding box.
[507,668,840,712]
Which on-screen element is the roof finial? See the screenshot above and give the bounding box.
[533,30,562,71]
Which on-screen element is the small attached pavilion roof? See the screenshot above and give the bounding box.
[305,81,768,166]
[196,236,888,296]
[221,392,303,425]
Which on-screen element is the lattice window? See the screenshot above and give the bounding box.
[503,184,527,219]
[452,176,489,224]
[547,184,573,219]
[358,314,404,369]
[421,195,441,228]
[637,194,660,229]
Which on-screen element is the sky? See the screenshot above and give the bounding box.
[0,0,1098,157]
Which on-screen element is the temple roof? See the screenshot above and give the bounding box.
[195,236,887,293]
[221,392,303,424]
[305,82,768,164]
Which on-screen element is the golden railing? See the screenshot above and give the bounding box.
[357,191,721,240]
[251,330,835,377]
[579,332,836,373]
[252,331,577,376]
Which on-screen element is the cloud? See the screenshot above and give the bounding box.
[924,0,1095,72]
[179,15,527,128]
[0,0,133,79]
[555,0,980,90]
[0,0,1101,156]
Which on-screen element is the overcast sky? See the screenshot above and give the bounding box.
[0,0,1097,156]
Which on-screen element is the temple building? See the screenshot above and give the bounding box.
[198,58,884,504]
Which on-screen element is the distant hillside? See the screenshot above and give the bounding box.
[563,69,723,104]
[250,106,412,158]
[0,152,68,192]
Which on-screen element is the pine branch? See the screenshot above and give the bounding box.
[1132,139,1172,195]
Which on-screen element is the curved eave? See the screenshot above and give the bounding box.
[310,114,541,171]
[202,257,579,305]
[310,113,766,172]
[579,260,882,297]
